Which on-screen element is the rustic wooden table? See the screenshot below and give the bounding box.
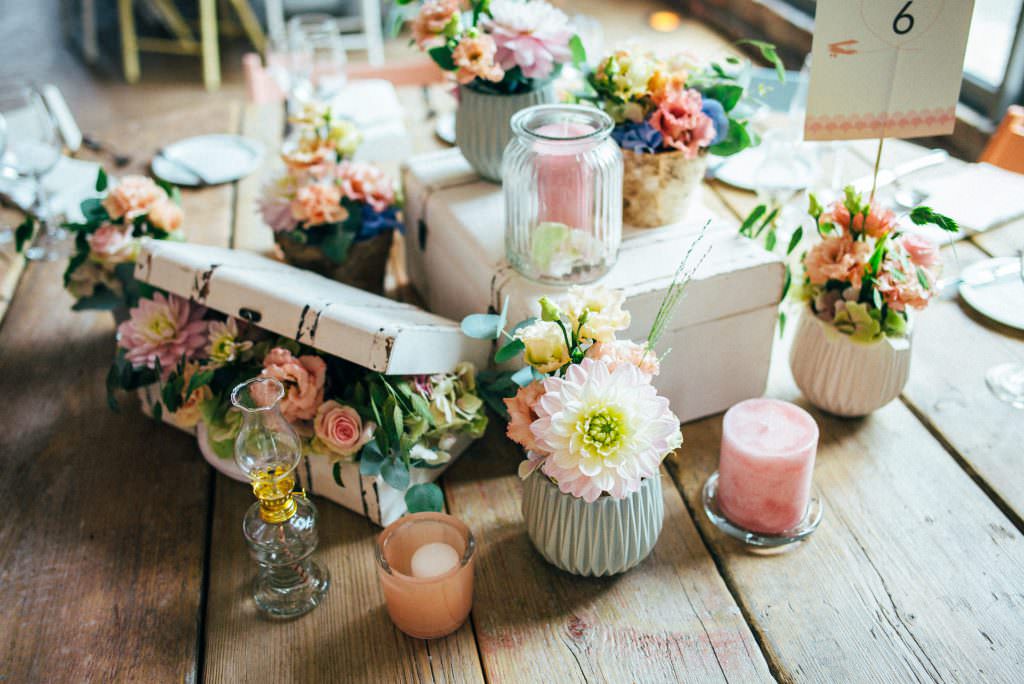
[2,97,1023,684]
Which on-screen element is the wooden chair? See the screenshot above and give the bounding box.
[979,105,1024,174]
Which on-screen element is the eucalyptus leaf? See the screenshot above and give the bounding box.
[461,313,503,339]
[405,483,444,513]
[510,365,538,387]
[494,339,525,364]
[381,458,410,491]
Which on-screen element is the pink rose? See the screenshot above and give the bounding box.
[290,183,347,226]
[452,35,505,85]
[412,0,459,49]
[899,233,940,269]
[828,201,897,239]
[503,382,547,454]
[334,162,395,213]
[649,88,716,159]
[87,223,137,264]
[147,199,183,232]
[260,347,327,423]
[803,235,872,287]
[586,340,660,377]
[313,400,376,459]
[102,175,167,221]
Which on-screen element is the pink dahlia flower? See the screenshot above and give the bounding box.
[483,0,573,80]
[649,88,716,159]
[335,161,396,213]
[530,358,682,503]
[117,292,208,377]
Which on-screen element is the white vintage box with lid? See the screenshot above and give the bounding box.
[402,148,785,423]
[134,239,489,525]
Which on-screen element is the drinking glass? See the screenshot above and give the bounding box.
[0,85,64,260]
[288,13,347,104]
[985,250,1024,408]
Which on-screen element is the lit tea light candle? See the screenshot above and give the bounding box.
[376,512,476,639]
[717,398,819,534]
[410,542,460,578]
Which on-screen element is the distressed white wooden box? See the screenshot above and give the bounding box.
[402,149,785,423]
[135,240,489,525]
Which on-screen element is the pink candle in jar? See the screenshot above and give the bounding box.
[533,121,596,231]
[717,398,819,534]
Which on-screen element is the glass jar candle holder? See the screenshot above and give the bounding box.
[504,104,622,284]
[375,512,476,639]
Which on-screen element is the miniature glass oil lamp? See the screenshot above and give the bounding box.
[231,377,329,618]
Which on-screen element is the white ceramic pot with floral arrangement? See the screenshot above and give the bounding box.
[754,186,957,417]
[462,255,704,575]
[588,46,781,228]
[410,0,583,182]
[260,105,400,294]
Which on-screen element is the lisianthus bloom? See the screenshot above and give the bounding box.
[515,320,570,373]
[560,285,631,343]
[147,198,184,232]
[102,175,167,221]
[875,257,933,313]
[504,381,546,453]
[87,223,138,265]
[334,161,396,213]
[290,183,347,226]
[899,233,940,269]
[452,33,505,84]
[649,88,716,159]
[586,339,660,376]
[205,318,253,365]
[596,49,658,101]
[828,201,897,239]
[168,361,213,429]
[412,0,459,48]
[803,235,872,287]
[483,0,572,80]
[312,400,375,461]
[66,260,123,299]
[259,347,327,423]
[529,359,682,502]
[117,292,208,378]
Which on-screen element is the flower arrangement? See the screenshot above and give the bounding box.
[108,289,487,512]
[62,169,184,311]
[405,0,585,94]
[740,186,958,341]
[260,104,400,272]
[584,42,782,158]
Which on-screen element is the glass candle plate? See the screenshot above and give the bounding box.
[702,471,823,548]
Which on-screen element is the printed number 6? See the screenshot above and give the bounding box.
[893,1,915,35]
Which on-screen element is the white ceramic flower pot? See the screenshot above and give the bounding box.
[789,308,912,417]
[455,82,556,183]
[521,471,664,577]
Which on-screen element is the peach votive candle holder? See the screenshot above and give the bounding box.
[703,398,823,547]
[375,512,476,639]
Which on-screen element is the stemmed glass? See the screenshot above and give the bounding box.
[0,85,64,261]
[287,13,347,104]
[985,249,1024,408]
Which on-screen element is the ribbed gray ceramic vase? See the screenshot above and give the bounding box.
[522,472,664,577]
[455,82,556,182]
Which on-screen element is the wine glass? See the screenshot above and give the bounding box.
[0,85,64,261]
[985,249,1024,408]
[288,13,347,104]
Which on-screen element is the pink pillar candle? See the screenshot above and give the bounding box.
[376,512,476,639]
[717,398,819,534]
[533,121,597,231]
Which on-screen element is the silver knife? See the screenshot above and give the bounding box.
[851,149,949,195]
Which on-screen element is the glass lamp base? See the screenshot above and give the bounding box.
[702,471,823,550]
[986,362,1024,409]
[253,558,330,619]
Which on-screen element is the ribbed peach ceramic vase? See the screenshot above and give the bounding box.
[521,471,664,577]
[789,308,912,417]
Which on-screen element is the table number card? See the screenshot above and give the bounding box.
[805,0,975,141]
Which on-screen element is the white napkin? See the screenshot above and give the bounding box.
[0,155,103,222]
[913,162,1024,233]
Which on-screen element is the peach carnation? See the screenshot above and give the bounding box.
[804,235,872,287]
[828,201,897,239]
[87,223,137,264]
[413,0,459,48]
[102,175,167,221]
[147,199,183,232]
[259,347,327,423]
[335,161,395,212]
[452,34,505,85]
[504,381,547,454]
[290,183,347,226]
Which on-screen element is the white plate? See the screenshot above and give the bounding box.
[959,257,1024,331]
[711,146,818,192]
[151,134,264,186]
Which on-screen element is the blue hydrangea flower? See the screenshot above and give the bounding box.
[701,98,729,146]
[611,120,664,154]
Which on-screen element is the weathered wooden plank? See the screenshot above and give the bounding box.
[202,474,485,683]
[666,327,1024,682]
[442,422,774,683]
[233,102,283,255]
[0,261,211,683]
